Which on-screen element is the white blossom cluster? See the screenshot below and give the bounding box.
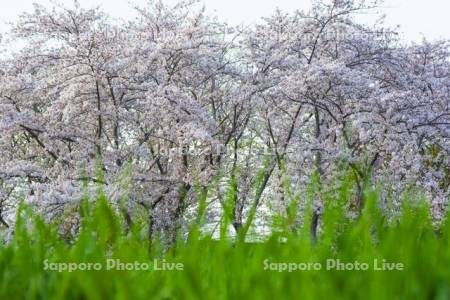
[0,0,448,239]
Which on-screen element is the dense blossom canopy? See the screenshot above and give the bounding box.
[0,0,448,240]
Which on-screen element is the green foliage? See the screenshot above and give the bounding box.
[1,178,450,300]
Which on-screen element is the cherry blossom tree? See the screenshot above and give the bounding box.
[0,0,448,242]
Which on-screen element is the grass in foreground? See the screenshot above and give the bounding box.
[0,181,449,300]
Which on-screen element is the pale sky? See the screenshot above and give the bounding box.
[0,0,449,42]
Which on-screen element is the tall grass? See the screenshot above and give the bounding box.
[0,174,449,299]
